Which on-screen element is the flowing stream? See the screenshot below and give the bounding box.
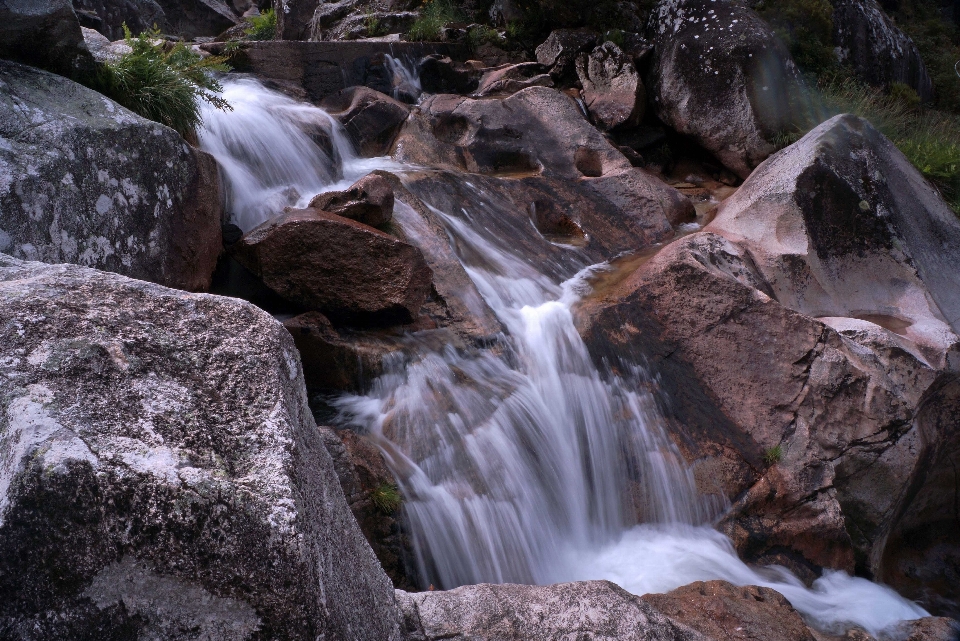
[200,78,931,638]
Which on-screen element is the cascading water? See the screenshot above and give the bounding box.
[200,79,931,638]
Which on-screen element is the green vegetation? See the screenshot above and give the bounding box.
[91,26,231,138]
[755,0,837,78]
[243,8,277,41]
[763,444,784,466]
[408,0,464,41]
[364,13,388,38]
[370,483,402,514]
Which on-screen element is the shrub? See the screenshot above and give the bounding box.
[92,26,231,138]
[407,0,464,42]
[754,0,837,78]
[370,483,402,514]
[244,8,277,41]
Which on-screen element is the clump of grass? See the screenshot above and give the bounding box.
[364,13,387,37]
[244,8,276,41]
[370,483,402,514]
[408,0,464,42]
[467,24,502,51]
[763,444,784,466]
[92,26,231,138]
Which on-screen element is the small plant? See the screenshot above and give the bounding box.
[91,26,232,138]
[763,444,784,466]
[370,483,402,514]
[603,29,626,50]
[467,24,501,51]
[244,8,277,41]
[364,13,386,37]
[407,0,463,42]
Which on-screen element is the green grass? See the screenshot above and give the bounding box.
[407,0,464,42]
[755,0,837,78]
[370,483,402,514]
[244,8,276,41]
[90,26,232,138]
[763,445,784,466]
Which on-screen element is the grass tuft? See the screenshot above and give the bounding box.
[407,0,464,42]
[763,445,784,466]
[244,8,277,41]
[370,483,402,514]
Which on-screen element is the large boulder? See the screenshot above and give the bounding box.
[72,0,167,40]
[273,0,317,40]
[154,0,238,38]
[309,172,395,228]
[576,41,645,131]
[233,207,433,325]
[0,0,93,75]
[0,255,398,640]
[576,116,960,597]
[831,0,934,102]
[396,581,708,641]
[320,87,411,157]
[535,28,599,81]
[0,61,223,292]
[646,0,807,178]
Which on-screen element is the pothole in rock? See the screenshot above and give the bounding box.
[529,199,587,247]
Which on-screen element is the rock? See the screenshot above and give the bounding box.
[396,581,709,641]
[320,87,410,157]
[641,581,817,641]
[0,60,223,292]
[890,617,960,641]
[576,41,644,130]
[535,28,598,81]
[155,0,238,38]
[283,311,402,391]
[81,26,132,62]
[0,0,93,75]
[319,427,415,590]
[831,0,934,102]
[274,0,317,40]
[576,115,960,587]
[474,62,553,97]
[233,207,433,325]
[0,255,398,640]
[419,55,479,94]
[330,10,418,41]
[72,0,167,40]
[646,0,806,178]
[308,172,395,227]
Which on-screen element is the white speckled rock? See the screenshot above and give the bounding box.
[0,255,399,640]
[0,60,223,292]
[395,581,709,641]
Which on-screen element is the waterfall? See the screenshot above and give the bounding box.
[200,79,931,638]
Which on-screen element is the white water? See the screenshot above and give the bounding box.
[199,79,931,638]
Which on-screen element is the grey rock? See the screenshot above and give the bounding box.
[72,0,167,40]
[395,581,709,641]
[0,0,93,75]
[646,0,806,178]
[576,41,644,130]
[155,0,238,38]
[308,171,395,227]
[831,0,933,102]
[535,28,598,81]
[81,26,131,62]
[0,255,399,640]
[474,62,552,97]
[0,60,223,292]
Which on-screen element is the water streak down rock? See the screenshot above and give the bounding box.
[0,255,398,640]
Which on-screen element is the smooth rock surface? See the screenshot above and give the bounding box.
[73,0,167,40]
[0,0,93,74]
[308,172,395,227]
[233,207,433,325]
[396,581,708,641]
[155,0,237,38]
[0,61,223,292]
[320,86,410,157]
[0,255,398,640]
[576,41,644,131]
[474,62,552,97]
[646,0,806,178]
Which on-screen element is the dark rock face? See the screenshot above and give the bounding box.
[308,172,395,227]
[576,116,960,598]
[0,61,223,292]
[154,0,237,38]
[831,0,934,102]
[646,0,806,178]
[419,56,479,95]
[396,581,709,641]
[641,581,817,641]
[72,0,167,40]
[0,0,93,75]
[0,255,398,640]
[576,41,645,131]
[233,207,433,325]
[274,0,318,40]
[320,87,410,157]
[535,28,599,82]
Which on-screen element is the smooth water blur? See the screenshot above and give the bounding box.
[198,77,404,231]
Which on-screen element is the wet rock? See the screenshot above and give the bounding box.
[73,0,167,40]
[576,41,644,130]
[0,0,93,75]
[641,581,817,641]
[396,581,709,641]
[308,172,395,227]
[646,0,806,178]
[474,62,553,97]
[0,255,399,640]
[283,311,401,391]
[233,207,433,325]
[890,617,960,641]
[155,0,238,38]
[577,115,960,587]
[0,60,223,292]
[419,55,479,94]
[831,0,933,102]
[320,86,410,157]
[535,28,598,82]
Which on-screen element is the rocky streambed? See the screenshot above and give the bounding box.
[2,1,960,640]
